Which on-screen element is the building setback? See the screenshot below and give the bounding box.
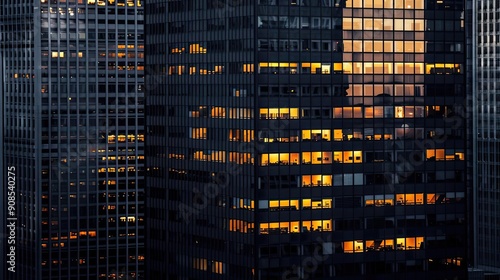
[146,0,469,279]
[1,0,145,279]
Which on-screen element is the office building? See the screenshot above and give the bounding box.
[473,0,500,273]
[1,0,145,279]
[146,0,468,279]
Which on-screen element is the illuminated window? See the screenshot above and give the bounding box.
[426,63,462,74]
[365,239,395,251]
[302,198,332,209]
[333,151,363,163]
[229,129,254,142]
[302,220,332,232]
[51,51,65,58]
[229,108,253,119]
[302,129,330,141]
[234,198,254,210]
[259,62,298,74]
[211,107,226,118]
[302,175,333,187]
[259,108,299,119]
[396,237,425,250]
[242,64,254,73]
[269,200,299,211]
[170,47,185,54]
[212,261,225,274]
[261,153,300,166]
[365,195,394,207]
[229,219,254,233]
[229,152,253,164]
[193,150,226,162]
[395,193,424,205]
[426,149,464,161]
[426,193,443,204]
[302,151,332,164]
[190,128,207,139]
[189,43,207,54]
[259,220,330,234]
[193,258,208,271]
[343,241,364,253]
[168,65,185,75]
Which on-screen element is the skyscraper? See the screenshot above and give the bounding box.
[1,1,144,279]
[146,0,468,279]
[473,0,500,273]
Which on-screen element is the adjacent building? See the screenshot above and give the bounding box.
[1,1,145,279]
[473,0,500,273]
[145,0,468,279]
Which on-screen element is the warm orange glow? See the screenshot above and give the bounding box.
[189,44,207,54]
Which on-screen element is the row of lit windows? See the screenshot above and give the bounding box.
[257,0,338,7]
[259,62,340,74]
[168,62,461,75]
[343,237,424,253]
[168,65,223,75]
[345,0,424,9]
[260,62,462,75]
[365,193,465,207]
[189,107,253,119]
[192,151,253,164]
[257,17,426,31]
[101,156,144,162]
[295,173,461,187]
[347,84,424,96]
[259,106,428,119]
[170,43,207,54]
[107,134,144,143]
[98,166,138,173]
[426,149,465,161]
[42,256,144,267]
[229,192,464,211]
[261,150,464,165]
[257,39,426,53]
[41,0,142,7]
[170,39,461,55]
[258,0,424,9]
[231,197,254,210]
[259,220,332,234]
[40,6,81,16]
[343,18,424,31]
[252,193,463,211]
[106,52,144,59]
[344,40,425,53]
[190,128,254,142]
[261,151,363,165]
[193,258,225,274]
[261,199,333,210]
[41,231,96,241]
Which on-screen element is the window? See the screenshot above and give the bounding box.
[302,129,331,141]
[259,108,299,119]
[302,175,333,187]
[190,128,207,139]
[51,51,65,58]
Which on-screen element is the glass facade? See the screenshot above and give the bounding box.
[146,0,467,279]
[1,1,144,279]
[474,0,500,272]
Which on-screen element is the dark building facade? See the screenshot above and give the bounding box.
[1,0,145,279]
[145,0,468,279]
[473,0,500,273]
